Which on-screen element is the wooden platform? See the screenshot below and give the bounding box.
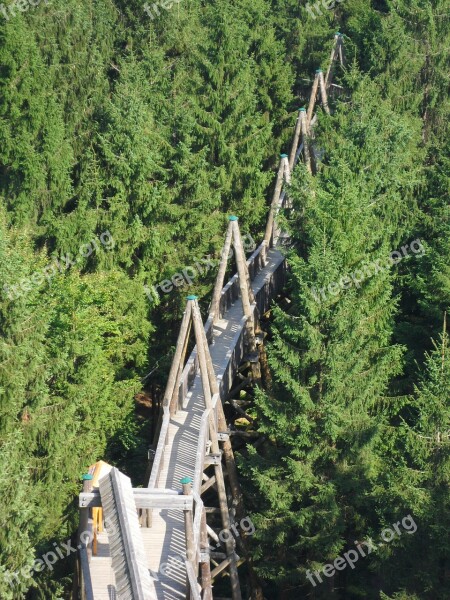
[86,248,285,599]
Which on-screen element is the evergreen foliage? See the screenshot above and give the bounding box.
[0,0,448,598]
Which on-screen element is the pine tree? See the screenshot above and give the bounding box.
[240,71,424,598]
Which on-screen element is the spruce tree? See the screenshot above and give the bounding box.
[240,72,424,598]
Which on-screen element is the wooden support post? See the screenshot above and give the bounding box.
[181,477,195,599]
[78,473,93,600]
[210,220,234,323]
[306,71,320,129]
[284,159,291,185]
[194,301,245,519]
[190,301,242,600]
[212,462,241,600]
[338,35,345,67]
[193,301,263,600]
[231,218,255,304]
[325,33,340,90]
[299,109,312,174]
[263,156,288,256]
[231,218,260,383]
[164,301,193,416]
[289,109,303,171]
[231,218,255,322]
[79,474,93,556]
[171,315,192,412]
[318,69,330,115]
[200,508,213,600]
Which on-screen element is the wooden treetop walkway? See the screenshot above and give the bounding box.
[76,34,345,600]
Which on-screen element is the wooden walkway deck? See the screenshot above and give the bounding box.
[86,248,286,599]
[79,33,345,599]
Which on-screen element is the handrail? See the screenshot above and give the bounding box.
[177,241,266,407]
[148,406,171,489]
[185,560,202,600]
[80,546,94,600]
[81,34,343,600]
[147,241,267,493]
[147,30,338,537]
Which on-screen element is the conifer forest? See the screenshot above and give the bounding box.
[0,1,449,599]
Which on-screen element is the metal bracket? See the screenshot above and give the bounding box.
[80,495,91,508]
[204,453,222,466]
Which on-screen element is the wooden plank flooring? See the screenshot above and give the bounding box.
[87,249,285,599]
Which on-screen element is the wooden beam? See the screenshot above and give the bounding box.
[229,399,256,424]
[325,33,340,89]
[289,110,302,170]
[264,156,288,251]
[79,490,193,510]
[231,218,260,385]
[338,36,345,66]
[200,509,213,600]
[163,301,193,416]
[191,300,218,446]
[181,478,196,598]
[189,340,243,600]
[299,109,312,174]
[78,475,93,563]
[185,560,202,600]
[191,295,243,597]
[211,557,232,579]
[210,220,234,322]
[201,475,217,494]
[231,219,255,306]
[79,546,94,600]
[318,70,330,115]
[171,314,192,413]
[306,71,320,128]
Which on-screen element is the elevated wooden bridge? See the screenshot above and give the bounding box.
[75,34,345,600]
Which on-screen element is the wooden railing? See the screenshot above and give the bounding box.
[147,238,284,496]
[80,33,345,600]
[147,406,171,489]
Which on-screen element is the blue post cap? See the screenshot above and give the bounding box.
[316,68,323,73]
[280,153,288,159]
[180,477,193,485]
[186,295,198,301]
[228,215,238,221]
[299,108,306,112]
[82,474,93,480]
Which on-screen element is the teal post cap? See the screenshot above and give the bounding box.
[180,477,193,485]
[336,32,342,36]
[316,68,323,73]
[82,474,93,480]
[186,295,198,301]
[280,153,288,159]
[228,215,238,221]
[299,107,306,112]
